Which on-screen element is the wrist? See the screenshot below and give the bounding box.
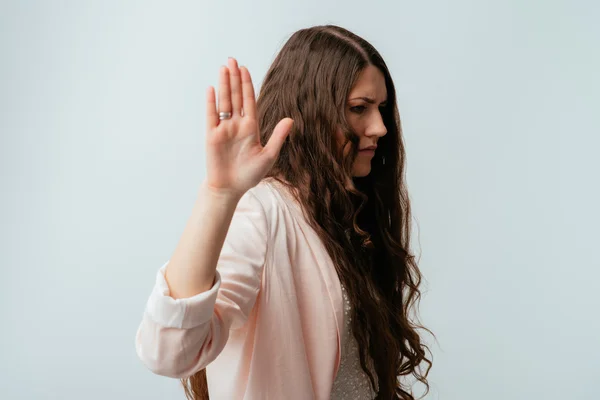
[198,180,244,205]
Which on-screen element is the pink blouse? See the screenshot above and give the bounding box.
[135,178,374,399]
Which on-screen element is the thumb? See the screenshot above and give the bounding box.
[263,118,294,159]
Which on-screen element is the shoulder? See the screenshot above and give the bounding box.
[246,178,294,211]
[243,177,299,234]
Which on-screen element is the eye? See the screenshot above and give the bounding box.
[350,105,367,114]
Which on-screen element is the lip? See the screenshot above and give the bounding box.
[358,148,376,156]
[359,146,377,151]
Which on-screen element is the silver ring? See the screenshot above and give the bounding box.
[219,111,232,120]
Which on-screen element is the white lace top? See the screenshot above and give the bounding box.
[330,284,378,399]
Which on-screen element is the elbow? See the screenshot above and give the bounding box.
[135,316,219,379]
[134,320,198,378]
[136,341,187,379]
[135,328,190,378]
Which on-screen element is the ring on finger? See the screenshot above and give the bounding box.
[219,111,232,120]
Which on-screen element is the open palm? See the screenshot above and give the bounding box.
[204,58,293,197]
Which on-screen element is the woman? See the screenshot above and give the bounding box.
[136,24,432,399]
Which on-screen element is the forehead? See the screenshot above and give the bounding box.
[348,65,387,100]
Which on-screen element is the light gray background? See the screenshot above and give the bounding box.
[1,1,599,399]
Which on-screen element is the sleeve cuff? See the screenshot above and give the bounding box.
[144,260,221,329]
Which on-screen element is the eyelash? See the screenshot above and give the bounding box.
[350,105,386,114]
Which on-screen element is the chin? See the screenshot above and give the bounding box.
[352,166,372,177]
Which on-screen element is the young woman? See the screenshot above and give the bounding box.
[136,24,432,400]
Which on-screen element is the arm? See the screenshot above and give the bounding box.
[135,56,291,378]
[135,188,269,378]
[165,182,242,299]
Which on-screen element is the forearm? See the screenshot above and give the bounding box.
[164,181,242,299]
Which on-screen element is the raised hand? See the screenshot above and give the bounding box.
[204,58,293,198]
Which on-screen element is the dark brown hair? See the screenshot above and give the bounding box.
[183,24,433,400]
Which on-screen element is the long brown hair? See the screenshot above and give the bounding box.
[183,24,433,399]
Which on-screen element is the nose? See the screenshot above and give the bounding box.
[365,112,387,138]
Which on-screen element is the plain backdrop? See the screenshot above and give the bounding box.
[1,1,599,399]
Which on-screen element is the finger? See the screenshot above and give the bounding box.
[228,58,242,117]
[206,86,218,131]
[263,118,293,160]
[240,66,257,119]
[218,66,232,114]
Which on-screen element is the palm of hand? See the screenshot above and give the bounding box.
[204,58,293,196]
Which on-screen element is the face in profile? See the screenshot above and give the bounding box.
[342,65,388,177]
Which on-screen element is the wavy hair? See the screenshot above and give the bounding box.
[183,24,433,400]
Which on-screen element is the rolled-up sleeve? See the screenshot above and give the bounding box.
[135,189,269,378]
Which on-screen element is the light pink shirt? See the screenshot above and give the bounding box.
[135,178,347,399]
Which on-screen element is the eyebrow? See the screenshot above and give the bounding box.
[350,96,388,104]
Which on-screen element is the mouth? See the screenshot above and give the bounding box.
[358,148,376,156]
[358,146,377,156]
[359,145,377,151]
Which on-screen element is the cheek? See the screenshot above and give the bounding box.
[345,115,361,133]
